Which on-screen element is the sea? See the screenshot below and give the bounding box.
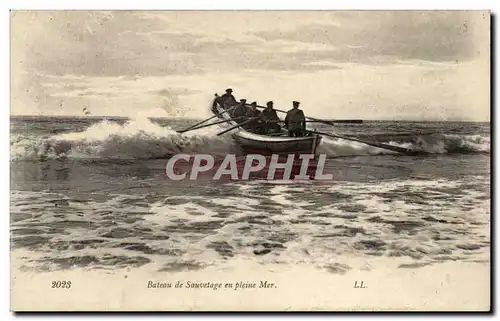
[10,116,491,275]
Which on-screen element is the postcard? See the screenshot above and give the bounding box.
[10,10,490,311]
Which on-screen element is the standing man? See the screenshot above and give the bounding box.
[284,101,306,137]
[261,101,281,134]
[220,88,238,109]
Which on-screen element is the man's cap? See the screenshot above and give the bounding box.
[240,99,247,102]
[266,101,274,106]
[225,88,233,92]
[293,101,300,105]
[250,101,257,106]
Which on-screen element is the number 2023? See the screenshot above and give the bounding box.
[51,281,71,289]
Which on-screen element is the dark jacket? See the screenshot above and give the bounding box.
[285,108,306,130]
[232,104,248,119]
[261,108,280,122]
[220,93,237,108]
[246,108,261,118]
[285,108,306,129]
[243,109,262,132]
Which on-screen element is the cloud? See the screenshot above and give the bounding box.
[173,38,342,72]
[253,11,485,64]
[12,11,346,78]
[12,11,488,80]
[151,88,201,97]
[11,11,206,77]
[10,11,489,120]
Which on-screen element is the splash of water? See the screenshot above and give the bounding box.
[10,118,490,161]
[10,117,239,160]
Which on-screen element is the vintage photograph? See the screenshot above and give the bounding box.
[10,11,490,311]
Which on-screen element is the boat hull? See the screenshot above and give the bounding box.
[232,131,321,155]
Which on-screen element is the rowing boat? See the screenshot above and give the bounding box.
[211,97,322,155]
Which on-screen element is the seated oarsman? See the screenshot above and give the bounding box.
[284,101,306,137]
[220,88,238,109]
[243,101,263,133]
[261,101,281,135]
[232,99,248,123]
[246,102,261,118]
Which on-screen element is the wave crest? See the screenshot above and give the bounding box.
[10,118,239,161]
[10,119,490,161]
[317,133,489,156]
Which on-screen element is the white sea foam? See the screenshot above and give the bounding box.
[10,118,490,160]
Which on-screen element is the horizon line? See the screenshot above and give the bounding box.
[8,114,491,123]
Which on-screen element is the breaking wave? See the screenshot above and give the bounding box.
[10,118,490,161]
[10,118,240,161]
[318,133,490,156]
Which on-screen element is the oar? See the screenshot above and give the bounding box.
[177,105,235,133]
[216,117,259,136]
[177,118,237,133]
[260,120,361,124]
[254,104,339,127]
[307,130,417,155]
[305,119,363,124]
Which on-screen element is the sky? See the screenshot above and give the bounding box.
[10,11,490,121]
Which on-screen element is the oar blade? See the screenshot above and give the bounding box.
[308,130,417,155]
[360,140,415,154]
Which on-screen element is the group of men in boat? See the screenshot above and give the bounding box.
[214,88,308,137]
